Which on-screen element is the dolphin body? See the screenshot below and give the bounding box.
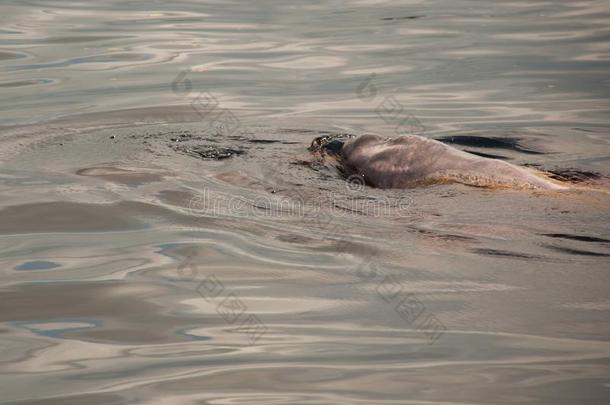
[311,134,567,190]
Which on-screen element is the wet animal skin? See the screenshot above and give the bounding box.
[312,134,568,190]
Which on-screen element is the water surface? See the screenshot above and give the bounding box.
[1,1,610,404]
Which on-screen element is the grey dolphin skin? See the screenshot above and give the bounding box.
[311,134,568,190]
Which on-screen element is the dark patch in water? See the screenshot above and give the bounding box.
[0,79,53,88]
[472,248,541,259]
[15,260,60,271]
[247,139,280,144]
[134,129,205,144]
[541,233,610,243]
[381,15,424,21]
[544,168,602,183]
[291,160,314,167]
[276,234,314,244]
[248,139,279,144]
[463,149,511,160]
[543,245,610,257]
[184,146,245,160]
[572,127,598,133]
[0,51,27,60]
[437,135,544,155]
[332,203,367,216]
[416,230,475,242]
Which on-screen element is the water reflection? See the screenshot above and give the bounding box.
[0,0,609,404]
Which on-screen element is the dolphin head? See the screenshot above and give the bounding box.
[308,133,354,156]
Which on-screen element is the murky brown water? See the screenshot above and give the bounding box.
[1,1,610,404]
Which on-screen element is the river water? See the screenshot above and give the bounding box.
[1,1,610,404]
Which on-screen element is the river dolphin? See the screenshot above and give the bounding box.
[310,134,568,190]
